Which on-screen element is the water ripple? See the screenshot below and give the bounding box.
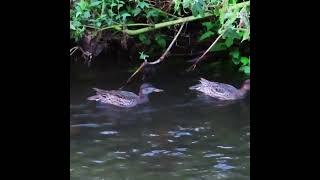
[100,131,118,135]
[214,163,235,171]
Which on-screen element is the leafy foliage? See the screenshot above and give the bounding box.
[139,51,149,60]
[70,0,250,75]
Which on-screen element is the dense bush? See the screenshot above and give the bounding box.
[70,0,250,75]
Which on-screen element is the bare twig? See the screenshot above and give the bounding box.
[120,61,147,89]
[120,23,185,89]
[187,33,223,71]
[149,23,185,65]
[70,46,79,56]
[70,46,86,56]
[70,46,93,66]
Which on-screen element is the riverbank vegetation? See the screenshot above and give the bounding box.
[70,0,250,79]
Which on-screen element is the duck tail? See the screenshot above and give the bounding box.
[92,87,109,94]
[199,77,211,85]
[87,95,101,101]
[189,84,201,90]
[92,87,102,92]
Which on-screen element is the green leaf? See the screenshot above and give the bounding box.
[242,29,250,42]
[70,21,76,30]
[110,2,117,8]
[244,66,250,74]
[210,42,227,52]
[83,11,91,19]
[199,31,214,41]
[78,0,89,10]
[191,1,204,17]
[76,11,81,18]
[182,0,192,8]
[115,14,121,20]
[132,8,141,17]
[225,36,234,47]
[232,57,240,65]
[219,9,225,24]
[138,34,151,45]
[108,9,115,17]
[213,8,220,16]
[139,51,149,60]
[96,21,102,27]
[173,0,182,14]
[155,34,166,48]
[202,22,214,31]
[72,20,82,28]
[224,12,238,27]
[121,12,131,21]
[90,1,102,7]
[230,50,240,59]
[117,4,124,10]
[240,57,249,65]
[75,6,81,13]
[137,1,150,9]
[146,10,159,18]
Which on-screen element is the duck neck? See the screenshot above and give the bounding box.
[238,87,249,97]
[138,92,149,104]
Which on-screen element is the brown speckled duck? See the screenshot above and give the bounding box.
[189,78,250,100]
[87,83,163,108]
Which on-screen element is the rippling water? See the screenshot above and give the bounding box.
[70,61,250,180]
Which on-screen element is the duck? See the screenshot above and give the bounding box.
[87,83,163,108]
[189,78,250,100]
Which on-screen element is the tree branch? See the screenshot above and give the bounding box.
[187,33,223,71]
[120,23,185,88]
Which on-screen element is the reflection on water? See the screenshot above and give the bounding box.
[70,61,250,180]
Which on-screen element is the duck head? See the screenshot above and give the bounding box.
[139,83,164,95]
[241,79,250,91]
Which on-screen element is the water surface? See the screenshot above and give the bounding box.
[70,60,250,180]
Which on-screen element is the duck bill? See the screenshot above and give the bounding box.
[153,88,164,92]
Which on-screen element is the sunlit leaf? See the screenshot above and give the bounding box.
[139,51,149,60]
[90,1,102,7]
[242,29,250,42]
[244,66,250,74]
[121,12,131,21]
[83,11,91,19]
[199,31,215,41]
[132,8,141,17]
[76,11,81,18]
[240,57,249,65]
[70,22,76,30]
[137,1,150,9]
